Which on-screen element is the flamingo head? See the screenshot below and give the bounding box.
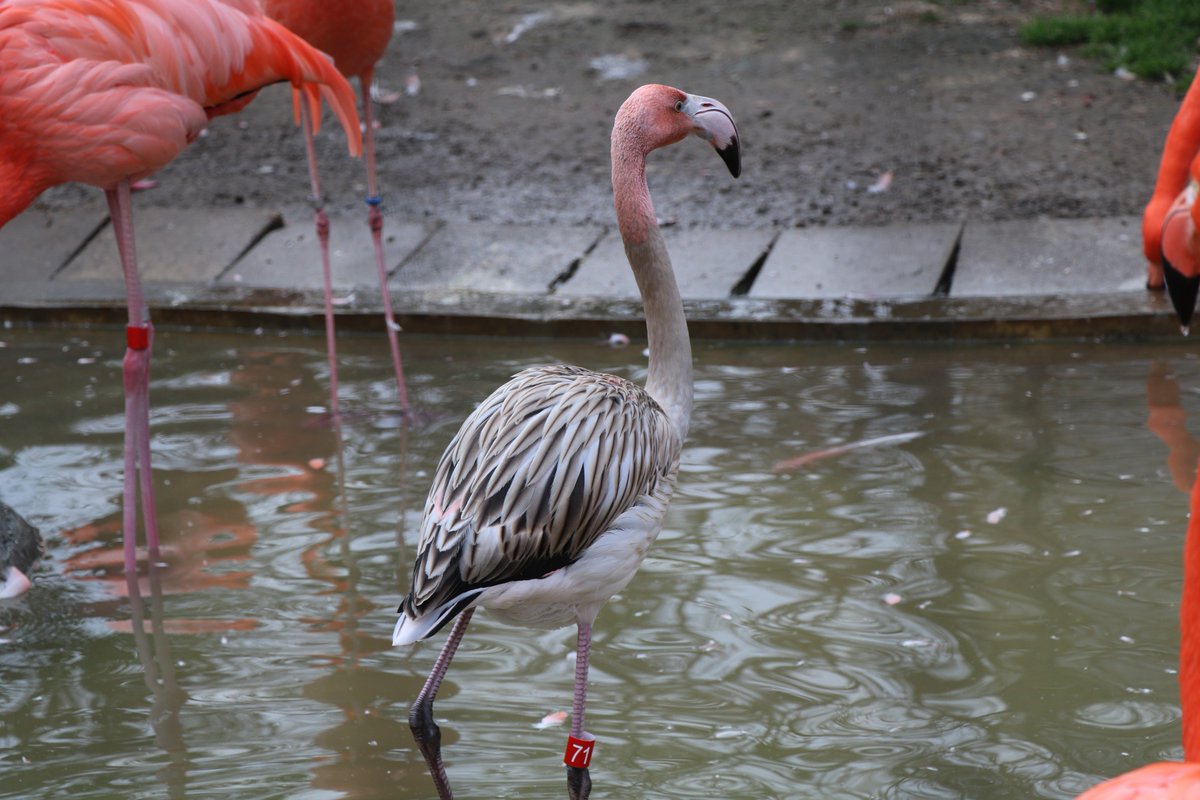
[1143,196,1169,289]
[620,84,741,178]
[1162,184,1200,334]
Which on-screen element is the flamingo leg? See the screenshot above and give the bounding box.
[409,607,473,800]
[358,67,410,415]
[299,98,341,419]
[106,181,161,575]
[567,621,594,800]
[136,358,161,566]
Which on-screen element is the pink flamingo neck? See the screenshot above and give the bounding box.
[611,114,693,441]
[1183,465,1200,760]
[1145,73,1200,270]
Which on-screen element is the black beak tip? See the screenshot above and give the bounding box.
[1163,255,1200,331]
[718,137,741,179]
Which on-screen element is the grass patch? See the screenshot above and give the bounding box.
[838,18,871,34]
[1019,0,1200,89]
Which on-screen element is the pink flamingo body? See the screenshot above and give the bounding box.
[1159,152,1200,331]
[1077,762,1200,799]
[1144,68,1200,329]
[0,0,362,574]
[263,0,392,80]
[263,0,410,416]
[1143,68,1200,291]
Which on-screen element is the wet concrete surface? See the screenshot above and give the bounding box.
[0,1,1184,339]
[0,209,1176,342]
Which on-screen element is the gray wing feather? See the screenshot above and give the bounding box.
[400,364,678,620]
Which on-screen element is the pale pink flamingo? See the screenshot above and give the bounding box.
[1143,67,1200,294]
[0,502,43,599]
[0,0,362,575]
[391,84,740,800]
[262,0,409,417]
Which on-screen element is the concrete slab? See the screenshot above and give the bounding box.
[224,207,433,290]
[59,207,282,284]
[951,216,1143,296]
[558,228,777,299]
[749,223,960,300]
[0,206,110,282]
[392,223,604,294]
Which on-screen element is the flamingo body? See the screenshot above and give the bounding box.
[1144,68,1200,291]
[393,364,680,644]
[0,0,361,577]
[262,0,392,80]
[0,0,362,225]
[1160,161,1200,329]
[1076,761,1200,799]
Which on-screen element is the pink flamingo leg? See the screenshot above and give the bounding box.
[120,339,141,575]
[135,345,161,566]
[106,181,161,574]
[567,621,594,800]
[359,67,410,415]
[299,99,341,419]
[409,607,473,800]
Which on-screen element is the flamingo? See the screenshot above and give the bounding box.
[1074,375,1200,798]
[261,0,409,417]
[1143,67,1200,294]
[0,0,363,575]
[1159,151,1200,331]
[0,502,43,600]
[391,83,740,800]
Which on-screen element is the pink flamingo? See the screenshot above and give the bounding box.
[0,0,362,575]
[262,0,409,417]
[392,84,740,800]
[1143,67,1200,294]
[1159,151,1200,332]
[1075,378,1200,797]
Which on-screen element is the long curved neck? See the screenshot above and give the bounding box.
[1183,467,1200,761]
[612,137,693,442]
[1146,78,1200,266]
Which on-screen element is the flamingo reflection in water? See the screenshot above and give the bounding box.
[1072,365,1200,798]
[300,420,427,796]
[229,345,423,795]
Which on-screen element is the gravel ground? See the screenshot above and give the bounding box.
[35,0,1185,236]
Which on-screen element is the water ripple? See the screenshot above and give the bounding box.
[0,333,1193,800]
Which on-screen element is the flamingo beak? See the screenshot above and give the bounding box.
[1162,200,1199,334]
[1163,254,1199,335]
[685,94,741,178]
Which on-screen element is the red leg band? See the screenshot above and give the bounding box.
[126,325,150,351]
[563,734,595,769]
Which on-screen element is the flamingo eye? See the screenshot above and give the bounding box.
[674,99,684,112]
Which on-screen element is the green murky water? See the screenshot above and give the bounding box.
[0,327,1197,799]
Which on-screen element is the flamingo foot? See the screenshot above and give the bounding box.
[566,765,592,800]
[1148,265,1165,291]
[408,697,453,800]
